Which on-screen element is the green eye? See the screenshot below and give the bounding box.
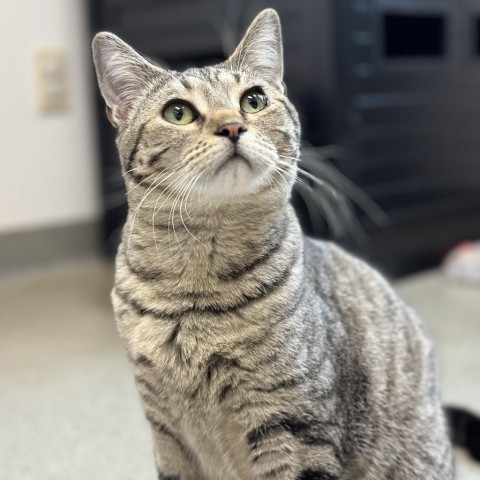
[163,102,196,125]
[240,89,268,113]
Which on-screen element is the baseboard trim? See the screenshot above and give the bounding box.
[0,221,102,274]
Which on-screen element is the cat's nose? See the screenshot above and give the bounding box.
[215,122,247,143]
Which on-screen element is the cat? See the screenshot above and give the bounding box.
[92,9,455,479]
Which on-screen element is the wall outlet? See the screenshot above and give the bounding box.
[34,48,69,113]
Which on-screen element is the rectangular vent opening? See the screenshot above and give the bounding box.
[383,13,446,58]
[475,17,480,56]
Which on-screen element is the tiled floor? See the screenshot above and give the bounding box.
[0,258,479,479]
[396,272,480,480]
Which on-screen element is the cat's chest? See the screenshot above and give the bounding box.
[132,329,256,479]
[177,403,254,480]
[113,282,299,479]
[115,296,257,392]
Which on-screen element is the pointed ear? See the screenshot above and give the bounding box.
[226,9,283,88]
[92,32,158,127]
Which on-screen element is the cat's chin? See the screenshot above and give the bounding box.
[201,156,264,198]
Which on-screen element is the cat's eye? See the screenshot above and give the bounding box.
[163,102,197,125]
[240,89,268,114]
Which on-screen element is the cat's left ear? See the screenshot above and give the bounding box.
[226,9,284,89]
[92,32,160,127]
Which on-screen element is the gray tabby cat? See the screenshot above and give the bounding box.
[92,9,454,480]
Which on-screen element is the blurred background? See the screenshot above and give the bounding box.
[1,0,479,479]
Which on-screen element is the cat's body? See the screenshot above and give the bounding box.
[93,9,454,479]
[114,209,452,479]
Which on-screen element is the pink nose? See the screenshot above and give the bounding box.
[215,122,247,143]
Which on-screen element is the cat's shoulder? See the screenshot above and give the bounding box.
[304,237,394,294]
[304,237,380,274]
[304,238,424,332]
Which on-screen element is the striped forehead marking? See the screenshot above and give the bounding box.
[175,69,245,111]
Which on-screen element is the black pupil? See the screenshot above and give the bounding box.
[173,106,184,121]
[248,94,259,109]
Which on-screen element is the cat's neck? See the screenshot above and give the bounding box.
[121,194,299,284]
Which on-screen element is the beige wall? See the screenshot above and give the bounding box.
[0,0,101,233]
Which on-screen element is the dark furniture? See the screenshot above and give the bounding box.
[89,0,480,277]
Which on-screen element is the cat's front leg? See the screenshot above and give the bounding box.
[246,418,342,480]
[247,425,297,480]
[130,360,203,479]
[148,418,202,480]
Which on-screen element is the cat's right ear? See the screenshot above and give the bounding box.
[226,9,284,89]
[92,33,157,127]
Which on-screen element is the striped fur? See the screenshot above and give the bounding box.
[92,9,454,480]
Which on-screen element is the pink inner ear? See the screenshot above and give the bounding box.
[105,105,119,128]
[225,10,283,86]
[93,33,161,124]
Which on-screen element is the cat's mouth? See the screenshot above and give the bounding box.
[213,154,252,176]
[205,148,261,197]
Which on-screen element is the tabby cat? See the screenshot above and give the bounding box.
[92,9,455,479]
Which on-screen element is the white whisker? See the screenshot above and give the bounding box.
[168,173,194,257]
[178,174,205,246]
[126,170,166,255]
[151,169,184,255]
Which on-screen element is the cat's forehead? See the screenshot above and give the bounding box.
[158,66,258,110]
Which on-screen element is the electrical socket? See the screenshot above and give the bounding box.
[34,47,69,113]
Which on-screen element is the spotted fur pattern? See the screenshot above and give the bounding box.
[92,9,454,480]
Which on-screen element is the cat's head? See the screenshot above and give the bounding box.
[92,9,300,207]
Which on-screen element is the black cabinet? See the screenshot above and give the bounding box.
[89,0,480,277]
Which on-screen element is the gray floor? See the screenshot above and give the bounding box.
[0,258,479,479]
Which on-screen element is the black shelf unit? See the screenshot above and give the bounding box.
[89,0,480,277]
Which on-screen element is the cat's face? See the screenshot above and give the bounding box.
[93,9,300,205]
